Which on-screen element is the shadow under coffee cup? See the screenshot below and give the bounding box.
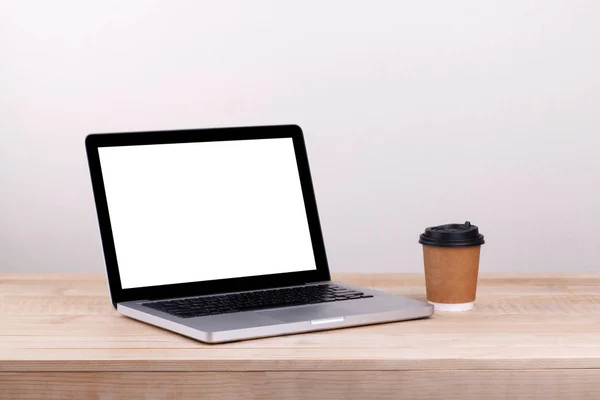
[419,221,485,312]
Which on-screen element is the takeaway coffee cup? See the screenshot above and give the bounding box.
[419,221,485,312]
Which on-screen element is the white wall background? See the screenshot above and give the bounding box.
[1,0,599,274]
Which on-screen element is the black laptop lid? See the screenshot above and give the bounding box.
[85,125,330,306]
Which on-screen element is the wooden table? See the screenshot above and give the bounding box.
[1,273,599,399]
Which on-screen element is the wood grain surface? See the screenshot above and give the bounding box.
[1,273,600,399]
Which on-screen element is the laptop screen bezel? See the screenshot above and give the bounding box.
[85,125,331,307]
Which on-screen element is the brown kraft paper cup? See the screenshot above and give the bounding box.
[419,221,484,312]
[423,245,481,304]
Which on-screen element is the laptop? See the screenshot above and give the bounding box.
[85,124,433,343]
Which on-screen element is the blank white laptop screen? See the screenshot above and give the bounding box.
[97,138,317,289]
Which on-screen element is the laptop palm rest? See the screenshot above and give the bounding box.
[258,304,349,323]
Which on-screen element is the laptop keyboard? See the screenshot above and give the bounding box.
[142,284,373,318]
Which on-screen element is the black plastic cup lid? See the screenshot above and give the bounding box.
[419,221,485,247]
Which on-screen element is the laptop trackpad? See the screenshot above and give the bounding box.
[257,304,347,323]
